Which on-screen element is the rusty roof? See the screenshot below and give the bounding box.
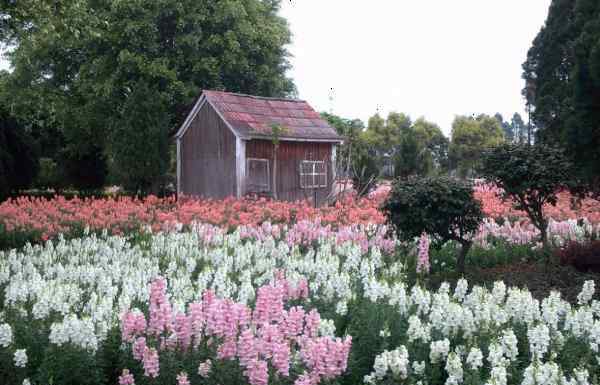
[202,90,343,142]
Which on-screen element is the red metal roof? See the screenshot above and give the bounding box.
[203,90,343,142]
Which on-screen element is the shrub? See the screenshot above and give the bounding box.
[557,240,600,272]
[351,142,380,197]
[481,143,576,248]
[382,176,483,273]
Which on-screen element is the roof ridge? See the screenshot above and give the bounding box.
[204,90,306,103]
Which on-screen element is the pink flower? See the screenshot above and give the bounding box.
[121,310,147,343]
[417,232,430,274]
[272,341,291,376]
[244,359,269,385]
[304,309,320,338]
[176,372,190,385]
[198,359,212,378]
[132,337,146,361]
[118,369,135,385]
[175,312,192,351]
[142,347,160,378]
[238,328,257,367]
[119,277,351,385]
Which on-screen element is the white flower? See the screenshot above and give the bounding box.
[368,346,409,381]
[500,329,519,361]
[388,346,409,379]
[445,352,463,385]
[486,365,507,385]
[407,315,430,343]
[522,361,562,385]
[527,324,550,361]
[318,318,336,337]
[372,352,389,379]
[487,342,507,368]
[578,280,595,305]
[430,339,450,364]
[412,360,426,375]
[454,279,469,302]
[14,349,27,368]
[466,347,483,370]
[22,379,31,385]
[0,323,12,347]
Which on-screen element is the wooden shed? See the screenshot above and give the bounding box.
[175,90,344,206]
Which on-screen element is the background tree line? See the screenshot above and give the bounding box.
[323,110,530,191]
[0,0,295,199]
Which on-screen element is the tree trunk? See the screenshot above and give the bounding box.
[540,219,549,249]
[457,241,472,274]
[273,144,278,200]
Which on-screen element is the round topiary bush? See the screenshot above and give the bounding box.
[383,176,483,273]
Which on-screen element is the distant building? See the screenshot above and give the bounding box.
[175,90,344,206]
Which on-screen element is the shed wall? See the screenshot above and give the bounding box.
[180,103,237,198]
[245,140,333,206]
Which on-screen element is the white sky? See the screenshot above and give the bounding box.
[280,0,552,134]
[1,1,552,135]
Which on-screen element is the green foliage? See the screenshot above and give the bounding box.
[108,83,170,194]
[0,103,39,200]
[383,176,483,272]
[1,0,295,192]
[481,143,575,247]
[364,112,411,155]
[351,140,380,197]
[449,114,505,177]
[321,112,365,176]
[523,0,600,191]
[394,118,448,178]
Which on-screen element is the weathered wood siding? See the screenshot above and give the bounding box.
[245,140,334,206]
[180,103,236,198]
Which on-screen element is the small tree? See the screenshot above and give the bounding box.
[383,176,483,273]
[481,143,575,248]
[270,123,288,200]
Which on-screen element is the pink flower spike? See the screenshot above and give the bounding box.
[416,232,430,274]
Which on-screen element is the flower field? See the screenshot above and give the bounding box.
[1,186,600,385]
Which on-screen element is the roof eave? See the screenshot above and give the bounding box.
[244,134,344,143]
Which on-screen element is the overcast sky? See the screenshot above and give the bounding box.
[280,0,552,134]
[1,1,552,135]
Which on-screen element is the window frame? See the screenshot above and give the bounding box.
[299,160,328,189]
[245,158,271,193]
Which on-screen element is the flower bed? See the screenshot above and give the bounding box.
[0,223,599,384]
[0,193,386,249]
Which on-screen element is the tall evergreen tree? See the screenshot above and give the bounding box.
[494,113,514,142]
[523,0,600,190]
[511,113,527,144]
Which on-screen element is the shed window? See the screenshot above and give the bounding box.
[299,160,327,189]
[246,158,270,192]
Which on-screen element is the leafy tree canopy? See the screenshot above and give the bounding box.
[0,72,39,199]
[395,117,449,178]
[449,114,504,177]
[481,143,576,247]
[364,112,411,154]
[523,0,600,191]
[383,176,483,273]
[1,0,295,192]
